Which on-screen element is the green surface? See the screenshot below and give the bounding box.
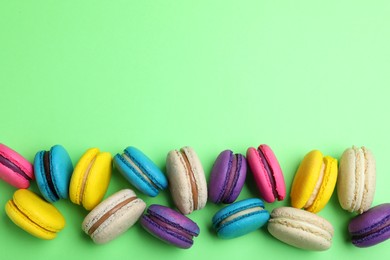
[1,1,390,259]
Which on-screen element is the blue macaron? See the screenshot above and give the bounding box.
[113,146,168,197]
[34,145,74,202]
[212,198,270,239]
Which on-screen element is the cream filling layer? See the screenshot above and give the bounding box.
[122,153,158,190]
[304,163,325,209]
[219,207,263,227]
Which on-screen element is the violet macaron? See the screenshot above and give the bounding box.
[349,203,390,247]
[140,204,200,249]
[246,144,286,203]
[208,150,247,204]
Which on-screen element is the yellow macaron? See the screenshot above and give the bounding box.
[69,148,112,210]
[5,189,65,239]
[290,150,338,213]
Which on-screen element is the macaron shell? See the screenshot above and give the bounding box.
[0,144,34,188]
[259,144,286,200]
[5,189,65,239]
[216,209,270,239]
[360,147,376,212]
[306,156,338,213]
[50,145,73,199]
[125,147,168,190]
[268,207,334,251]
[290,150,323,209]
[82,152,112,210]
[69,148,100,205]
[83,189,146,244]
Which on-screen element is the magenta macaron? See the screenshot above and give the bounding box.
[208,150,247,204]
[140,204,200,249]
[246,144,286,203]
[0,143,34,188]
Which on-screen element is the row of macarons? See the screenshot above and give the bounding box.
[1,143,389,249]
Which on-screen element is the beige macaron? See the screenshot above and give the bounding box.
[337,146,376,214]
[268,207,334,251]
[166,146,207,215]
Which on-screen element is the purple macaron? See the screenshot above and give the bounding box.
[349,203,390,247]
[208,150,247,204]
[140,204,200,249]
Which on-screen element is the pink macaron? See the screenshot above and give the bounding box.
[0,143,34,188]
[246,144,286,203]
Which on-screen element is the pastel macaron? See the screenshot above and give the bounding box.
[290,150,338,213]
[69,148,112,210]
[246,144,286,203]
[113,146,167,197]
[82,189,146,244]
[140,204,200,249]
[268,207,334,251]
[166,146,207,215]
[0,143,34,188]
[338,146,376,214]
[34,145,73,202]
[349,203,390,247]
[208,150,247,204]
[212,198,270,239]
[5,189,65,240]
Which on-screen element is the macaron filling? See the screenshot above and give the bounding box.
[179,149,198,210]
[0,153,32,181]
[218,153,242,203]
[78,155,97,204]
[43,151,59,201]
[257,148,278,199]
[304,162,325,209]
[88,196,137,235]
[121,152,160,191]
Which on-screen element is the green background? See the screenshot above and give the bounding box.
[1,1,390,259]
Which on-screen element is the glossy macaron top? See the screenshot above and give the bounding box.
[82,189,146,244]
[338,146,376,214]
[246,144,286,203]
[69,148,112,210]
[5,189,65,240]
[0,143,34,188]
[34,145,73,202]
[268,206,334,251]
[212,198,270,239]
[349,203,390,247]
[208,150,247,204]
[166,146,208,215]
[290,150,338,213]
[113,146,167,197]
[140,204,200,249]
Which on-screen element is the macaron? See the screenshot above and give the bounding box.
[5,189,66,240]
[290,150,338,213]
[34,144,73,202]
[349,203,390,247]
[140,204,200,249]
[166,146,207,214]
[0,143,34,188]
[246,144,286,203]
[268,207,334,251]
[212,198,270,239]
[208,150,247,204]
[338,146,376,214]
[82,189,146,244]
[69,148,112,210]
[113,146,167,197]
